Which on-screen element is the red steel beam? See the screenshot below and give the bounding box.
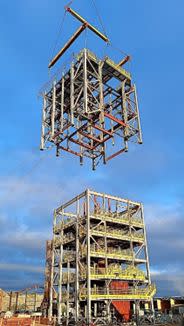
[104,112,127,127]
[91,124,113,136]
[52,123,72,139]
[59,146,81,157]
[92,123,123,149]
[68,123,88,140]
[106,148,126,162]
[69,137,93,150]
[78,130,103,144]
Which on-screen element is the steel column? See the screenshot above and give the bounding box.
[51,82,56,139]
[75,198,80,322]
[60,76,65,132]
[49,212,56,319]
[86,189,91,325]
[40,93,46,150]
[83,49,88,114]
[134,84,143,144]
[122,80,128,150]
[66,260,70,326]
[70,62,74,125]
[141,204,155,316]
[58,222,63,323]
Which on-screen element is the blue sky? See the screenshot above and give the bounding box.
[0,0,184,296]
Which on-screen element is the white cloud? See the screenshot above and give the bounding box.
[145,202,184,254]
[145,202,184,295]
[0,263,43,274]
[151,269,184,296]
[0,229,49,251]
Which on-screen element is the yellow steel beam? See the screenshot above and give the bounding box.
[66,7,109,43]
[48,24,86,68]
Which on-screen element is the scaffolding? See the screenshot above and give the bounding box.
[49,189,156,325]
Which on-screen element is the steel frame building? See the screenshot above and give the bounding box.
[49,189,156,325]
[40,49,142,169]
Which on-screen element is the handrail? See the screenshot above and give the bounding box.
[91,213,143,227]
[80,265,145,281]
[91,229,144,242]
[79,284,156,300]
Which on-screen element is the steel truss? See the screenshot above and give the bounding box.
[49,190,155,325]
[40,49,142,169]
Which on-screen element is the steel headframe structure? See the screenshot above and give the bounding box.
[48,189,156,325]
[40,48,142,169]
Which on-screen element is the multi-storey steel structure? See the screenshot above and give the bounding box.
[40,6,142,170]
[49,189,156,325]
[40,48,142,170]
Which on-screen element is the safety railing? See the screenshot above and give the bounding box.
[63,250,76,262]
[80,265,146,281]
[90,248,133,260]
[104,56,131,80]
[81,246,135,260]
[91,210,143,228]
[91,214,143,228]
[80,284,156,300]
[62,273,75,283]
[54,217,84,233]
[54,233,75,247]
[82,49,131,81]
[63,234,75,244]
[91,229,144,242]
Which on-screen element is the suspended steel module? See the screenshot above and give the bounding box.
[40,49,142,169]
[40,7,142,169]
